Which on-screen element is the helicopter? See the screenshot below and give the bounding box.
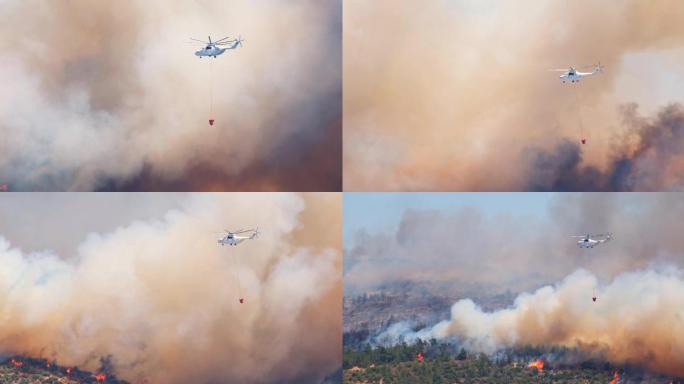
[191,35,244,58]
[217,228,259,246]
[549,63,604,83]
[571,233,612,249]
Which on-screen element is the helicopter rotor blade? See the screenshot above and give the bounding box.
[214,36,231,43]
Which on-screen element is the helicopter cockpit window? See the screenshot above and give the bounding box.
[206,46,212,50]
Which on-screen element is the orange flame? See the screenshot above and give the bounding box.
[609,371,619,384]
[527,359,544,371]
[9,358,24,367]
[95,373,106,381]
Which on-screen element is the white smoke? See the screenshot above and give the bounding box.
[382,268,684,377]
[0,193,341,383]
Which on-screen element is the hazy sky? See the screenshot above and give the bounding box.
[344,192,555,247]
[0,193,188,255]
[0,0,341,191]
[344,0,684,191]
[344,193,684,295]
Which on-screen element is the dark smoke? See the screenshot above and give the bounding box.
[528,103,684,191]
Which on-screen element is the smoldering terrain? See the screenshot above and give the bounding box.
[344,194,684,378]
[0,1,341,191]
[344,0,684,191]
[0,193,342,384]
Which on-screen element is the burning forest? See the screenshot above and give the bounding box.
[0,356,126,384]
[343,268,684,382]
[344,193,684,383]
[343,340,684,384]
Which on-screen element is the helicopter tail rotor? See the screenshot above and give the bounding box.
[580,62,604,73]
[235,35,245,48]
[595,62,604,73]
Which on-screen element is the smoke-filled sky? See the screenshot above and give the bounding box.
[344,0,684,191]
[345,193,684,294]
[0,0,341,191]
[345,192,684,376]
[0,193,341,383]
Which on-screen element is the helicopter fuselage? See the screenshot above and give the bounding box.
[218,235,243,246]
[195,41,240,58]
[196,45,226,58]
[560,73,583,83]
[560,67,600,83]
[577,238,600,248]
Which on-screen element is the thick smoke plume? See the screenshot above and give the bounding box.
[392,268,684,378]
[344,0,684,190]
[0,1,341,191]
[0,193,341,383]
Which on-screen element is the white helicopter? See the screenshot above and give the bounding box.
[191,35,244,58]
[549,63,604,83]
[571,233,612,249]
[217,228,259,246]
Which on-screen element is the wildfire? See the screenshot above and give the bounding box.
[9,358,24,367]
[527,359,544,371]
[416,352,424,362]
[609,371,619,384]
[66,367,73,374]
[95,372,107,381]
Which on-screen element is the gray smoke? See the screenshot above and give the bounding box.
[345,193,684,297]
[0,0,341,191]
